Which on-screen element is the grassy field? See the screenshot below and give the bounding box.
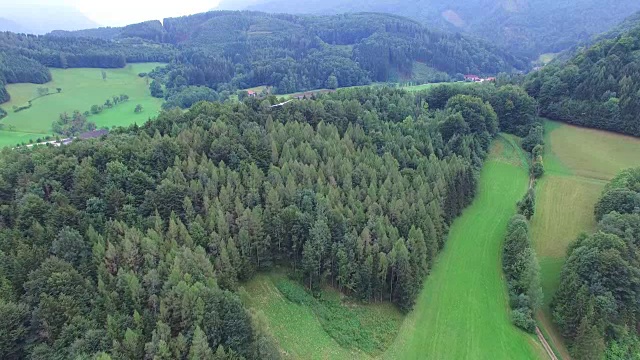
[243,273,403,359]
[529,120,640,359]
[383,136,545,360]
[0,63,164,147]
[537,53,557,65]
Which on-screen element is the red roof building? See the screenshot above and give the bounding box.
[464,74,481,81]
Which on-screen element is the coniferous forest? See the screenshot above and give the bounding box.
[0,86,537,359]
[0,11,528,105]
[1,3,640,359]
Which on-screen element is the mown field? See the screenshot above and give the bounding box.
[529,120,640,359]
[0,63,164,147]
[383,136,545,360]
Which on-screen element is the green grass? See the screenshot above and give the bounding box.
[383,136,545,360]
[544,120,640,180]
[243,273,403,359]
[0,63,164,144]
[0,130,51,148]
[529,119,640,359]
[538,53,557,65]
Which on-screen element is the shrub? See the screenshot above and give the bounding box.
[511,308,536,333]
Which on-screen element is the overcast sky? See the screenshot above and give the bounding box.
[5,0,221,26]
[70,0,220,26]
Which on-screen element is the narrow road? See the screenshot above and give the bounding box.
[536,327,559,360]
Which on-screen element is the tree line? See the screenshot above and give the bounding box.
[553,168,640,359]
[0,85,536,358]
[502,215,542,332]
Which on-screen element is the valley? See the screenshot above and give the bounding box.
[383,136,544,359]
[530,120,640,358]
[0,63,163,147]
[1,3,640,360]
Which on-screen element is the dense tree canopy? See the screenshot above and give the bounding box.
[502,215,542,333]
[553,168,640,359]
[45,11,527,101]
[0,85,535,357]
[525,21,640,136]
[225,0,640,59]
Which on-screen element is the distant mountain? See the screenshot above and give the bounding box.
[218,0,640,59]
[49,21,166,42]
[552,10,640,63]
[0,17,28,33]
[47,11,527,96]
[0,4,98,34]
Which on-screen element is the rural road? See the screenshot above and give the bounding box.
[536,327,559,360]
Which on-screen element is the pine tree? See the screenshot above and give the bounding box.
[189,326,214,360]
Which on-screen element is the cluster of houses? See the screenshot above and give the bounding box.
[463,74,496,83]
[23,129,109,149]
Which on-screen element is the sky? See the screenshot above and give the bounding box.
[4,0,221,27]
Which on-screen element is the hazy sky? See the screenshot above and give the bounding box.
[8,0,222,26]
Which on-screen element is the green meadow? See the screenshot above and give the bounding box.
[242,273,403,360]
[529,120,640,359]
[0,63,164,147]
[383,136,545,360]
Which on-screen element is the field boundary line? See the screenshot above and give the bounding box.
[536,327,558,360]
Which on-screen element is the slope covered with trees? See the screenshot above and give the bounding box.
[45,11,527,99]
[0,31,175,104]
[524,22,640,137]
[0,85,536,358]
[552,168,640,359]
[221,0,640,59]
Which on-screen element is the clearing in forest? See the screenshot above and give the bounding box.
[383,136,545,360]
[0,63,164,147]
[242,273,403,360]
[529,120,640,359]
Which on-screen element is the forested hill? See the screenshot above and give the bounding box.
[0,32,175,103]
[46,11,526,96]
[524,21,640,137]
[220,0,640,59]
[0,86,538,359]
[553,10,640,63]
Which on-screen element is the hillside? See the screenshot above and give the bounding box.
[0,87,506,359]
[32,11,527,99]
[524,21,640,137]
[219,0,640,59]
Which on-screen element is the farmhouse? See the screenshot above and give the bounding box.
[464,74,481,81]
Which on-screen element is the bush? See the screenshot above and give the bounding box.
[532,161,544,179]
[517,189,536,219]
[13,102,32,113]
[275,279,313,305]
[511,308,536,333]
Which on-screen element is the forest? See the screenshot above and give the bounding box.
[524,19,640,136]
[224,0,640,59]
[20,11,528,101]
[0,31,174,104]
[0,85,538,359]
[552,168,640,359]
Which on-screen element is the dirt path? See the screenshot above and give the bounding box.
[536,327,559,360]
